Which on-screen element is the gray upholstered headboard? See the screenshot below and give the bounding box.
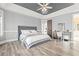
[18,26,37,40]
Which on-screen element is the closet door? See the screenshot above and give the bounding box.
[47,20,52,38]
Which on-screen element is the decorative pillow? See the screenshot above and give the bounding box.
[30,30,38,34]
[21,30,31,35]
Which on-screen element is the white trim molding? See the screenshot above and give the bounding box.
[0,39,18,45]
[43,3,79,19]
[0,3,43,19]
[4,30,17,33]
[1,3,79,20]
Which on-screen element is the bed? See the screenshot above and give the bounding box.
[18,26,51,49]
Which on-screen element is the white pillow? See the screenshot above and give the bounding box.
[21,30,30,35]
[30,30,38,34]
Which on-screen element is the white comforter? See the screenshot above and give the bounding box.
[20,34,51,48]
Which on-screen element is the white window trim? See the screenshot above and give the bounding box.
[0,9,4,37]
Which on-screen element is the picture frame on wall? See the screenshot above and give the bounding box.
[58,23,65,31]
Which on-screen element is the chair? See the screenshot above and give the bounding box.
[57,32,62,40]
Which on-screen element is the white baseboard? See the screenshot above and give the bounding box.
[0,39,18,45]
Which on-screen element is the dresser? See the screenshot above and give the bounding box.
[62,32,71,41]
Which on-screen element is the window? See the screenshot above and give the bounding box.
[0,10,3,37]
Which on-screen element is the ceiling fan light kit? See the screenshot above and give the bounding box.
[37,3,52,15]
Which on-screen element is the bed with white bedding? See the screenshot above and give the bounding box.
[18,26,51,49]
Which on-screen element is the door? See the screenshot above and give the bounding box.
[47,20,52,38]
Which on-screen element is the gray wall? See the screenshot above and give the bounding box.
[52,14,73,31]
[4,10,41,40]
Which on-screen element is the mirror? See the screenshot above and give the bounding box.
[58,23,65,31]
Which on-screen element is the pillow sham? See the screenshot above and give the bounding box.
[30,30,37,33]
[21,30,38,37]
[20,31,38,41]
[21,30,30,35]
[30,30,42,35]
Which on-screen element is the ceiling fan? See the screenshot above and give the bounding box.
[37,3,53,14]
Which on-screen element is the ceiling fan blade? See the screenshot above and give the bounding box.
[47,6,52,9]
[37,3,43,6]
[42,9,48,14]
[45,3,49,6]
[43,3,46,5]
[37,7,42,11]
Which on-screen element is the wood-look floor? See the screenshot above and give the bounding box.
[0,39,79,56]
